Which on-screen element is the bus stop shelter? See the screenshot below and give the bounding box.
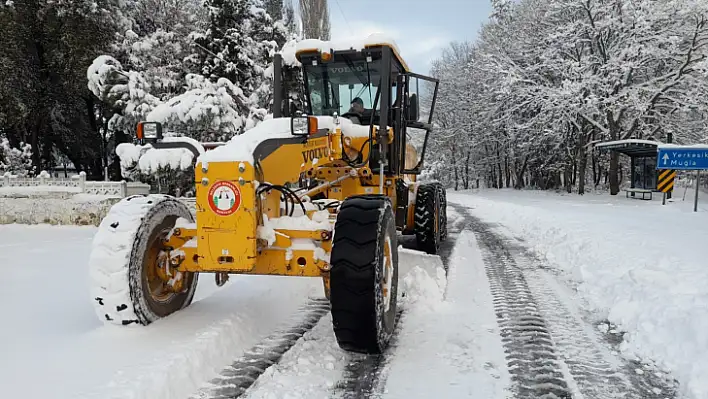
[595,139,663,198]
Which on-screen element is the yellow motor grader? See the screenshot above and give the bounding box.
[89,38,446,354]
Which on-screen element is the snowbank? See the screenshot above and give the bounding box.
[451,189,708,399]
[0,195,120,225]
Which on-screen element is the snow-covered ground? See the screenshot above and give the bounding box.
[5,188,702,399]
[242,212,511,399]
[2,221,504,399]
[0,224,322,399]
[451,188,708,399]
[381,231,510,398]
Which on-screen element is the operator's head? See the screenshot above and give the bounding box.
[350,97,364,113]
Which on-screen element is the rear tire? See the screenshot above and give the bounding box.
[89,194,199,326]
[434,182,448,241]
[330,195,398,354]
[414,183,446,254]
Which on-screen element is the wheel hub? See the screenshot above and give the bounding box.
[145,229,185,303]
[382,235,393,312]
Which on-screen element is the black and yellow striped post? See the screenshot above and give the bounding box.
[657,169,676,204]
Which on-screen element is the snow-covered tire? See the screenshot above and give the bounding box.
[414,183,445,254]
[330,195,398,354]
[89,194,199,326]
[434,182,448,241]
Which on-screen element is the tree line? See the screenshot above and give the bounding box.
[0,0,331,180]
[426,0,708,195]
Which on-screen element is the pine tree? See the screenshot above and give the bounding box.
[263,0,283,22]
[0,0,127,177]
[195,0,256,92]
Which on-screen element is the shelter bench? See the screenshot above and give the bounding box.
[625,188,653,200]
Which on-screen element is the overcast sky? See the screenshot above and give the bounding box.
[325,0,494,74]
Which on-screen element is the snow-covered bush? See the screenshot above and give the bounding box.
[0,138,34,177]
[116,142,196,196]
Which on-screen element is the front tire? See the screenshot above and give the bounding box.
[89,194,199,326]
[330,195,399,354]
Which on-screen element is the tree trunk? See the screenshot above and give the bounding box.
[578,138,588,195]
[504,155,511,188]
[463,151,470,190]
[606,110,621,195]
[609,152,619,194]
[496,145,503,189]
[514,155,528,189]
[451,145,459,191]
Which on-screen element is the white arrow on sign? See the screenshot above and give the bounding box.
[662,153,669,165]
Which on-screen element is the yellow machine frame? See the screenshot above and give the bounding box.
[164,122,401,280]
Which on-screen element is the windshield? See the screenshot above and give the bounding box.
[303,57,390,117]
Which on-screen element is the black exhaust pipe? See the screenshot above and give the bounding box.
[273,53,283,118]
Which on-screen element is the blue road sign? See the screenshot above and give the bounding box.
[656,147,708,170]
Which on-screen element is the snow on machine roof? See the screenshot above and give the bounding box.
[292,33,411,73]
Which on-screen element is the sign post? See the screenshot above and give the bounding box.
[657,169,676,205]
[656,146,708,212]
[695,170,701,212]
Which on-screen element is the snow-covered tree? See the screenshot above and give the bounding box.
[0,137,34,177]
[0,0,129,177]
[426,0,708,195]
[299,0,330,40]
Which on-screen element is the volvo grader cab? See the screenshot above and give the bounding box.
[89,37,445,354]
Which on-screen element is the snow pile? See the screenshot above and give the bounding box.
[397,247,447,311]
[452,190,708,399]
[401,265,446,310]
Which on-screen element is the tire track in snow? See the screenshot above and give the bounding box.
[458,205,573,399]
[330,311,403,399]
[455,202,678,399]
[190,298,330,399]
[331,206,462,399]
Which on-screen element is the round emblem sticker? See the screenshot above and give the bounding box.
[208,181,241,216]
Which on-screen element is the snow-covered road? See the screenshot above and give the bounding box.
[0,224,322,399]
[2,188,700,399]
[451,189,704,399]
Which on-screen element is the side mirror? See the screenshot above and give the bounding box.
[407,93,419,122]
[137,121,163,144]
[291,115,318,136]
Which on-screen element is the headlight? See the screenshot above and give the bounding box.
[143,123,158,139]
[291,115,317,136]
[292,116,308,135]
[137,121,163,142]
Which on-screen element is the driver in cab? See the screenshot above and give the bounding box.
[346,97,365,124]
